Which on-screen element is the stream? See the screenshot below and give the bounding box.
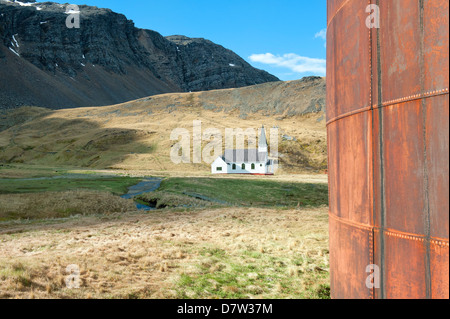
[120,177,163,211]
[2,174,163,212]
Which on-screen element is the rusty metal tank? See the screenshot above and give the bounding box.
[326,0,449,299]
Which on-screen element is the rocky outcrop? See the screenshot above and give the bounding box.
[0,0,279,109]
[197,76,326,117]
[163,35,278,92]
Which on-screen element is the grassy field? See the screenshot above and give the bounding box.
[0,79,330,298]
[0,168,330,299]
[0,175,141,195]
[0,164,62,179]
[0,174,328,220]
[0,206,329,299]
[140,177,328,208]
[0,173,141,221]
[0,191,135,221]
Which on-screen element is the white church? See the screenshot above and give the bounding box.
[211,126,277,175]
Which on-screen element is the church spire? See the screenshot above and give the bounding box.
[258,125,268,153]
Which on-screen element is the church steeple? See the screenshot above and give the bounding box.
[258,125,268,153]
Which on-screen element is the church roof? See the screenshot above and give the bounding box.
[223,149,268,163]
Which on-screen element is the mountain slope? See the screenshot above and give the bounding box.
[0,0,279,109]
[0,77,327,173]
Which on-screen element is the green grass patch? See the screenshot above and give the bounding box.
[0,262,34,290]
[176,246,330,299]
[0,176,142,195]
[155,177,328,208]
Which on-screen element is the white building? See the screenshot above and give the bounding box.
[211,126,276,175]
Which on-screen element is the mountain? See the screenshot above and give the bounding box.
[0,0,279,109]
[0,77,327,173]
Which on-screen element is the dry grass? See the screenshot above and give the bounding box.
[0,87,326,173]
[0,164,60,179]
[0,206,329,299]
[136,192,217,209]
[0,190,136,221]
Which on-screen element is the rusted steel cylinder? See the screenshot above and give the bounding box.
[326,0,449,299]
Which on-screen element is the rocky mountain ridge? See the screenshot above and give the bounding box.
[0,0,279,109]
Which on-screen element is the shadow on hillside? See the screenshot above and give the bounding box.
[0,110,155,169]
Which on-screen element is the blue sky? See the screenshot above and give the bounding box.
[52,0,327,81]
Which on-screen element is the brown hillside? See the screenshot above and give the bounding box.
[0,78,327,174]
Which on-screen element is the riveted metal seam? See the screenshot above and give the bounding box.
[369,229,375,299]
[329,213,449,246]
[418,0,432,299]
[368,0,375,300]
[375,0,386,297]
[382,88,449,107]
[329,212,374,231]
[326,89,450,127]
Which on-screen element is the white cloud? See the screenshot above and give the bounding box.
[249,53,326,75]
[315,28,327,48]
[315,28,327,40]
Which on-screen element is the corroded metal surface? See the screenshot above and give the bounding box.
[327,0,449,299]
